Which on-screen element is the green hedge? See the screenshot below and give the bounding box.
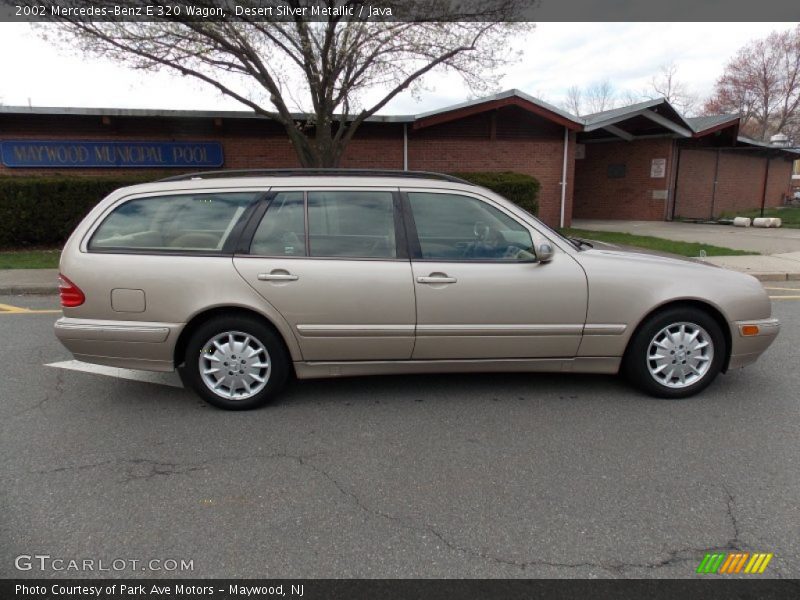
[0,175,157,248]
[451,171,540,216]
[0,170,542,249]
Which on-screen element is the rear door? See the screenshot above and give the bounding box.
[403,189,588,359]
[233,188,416,361]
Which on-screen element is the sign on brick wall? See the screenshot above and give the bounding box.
[0,140,224,168]
[650,158,667,178]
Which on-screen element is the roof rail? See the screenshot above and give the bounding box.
[156,168,471,184]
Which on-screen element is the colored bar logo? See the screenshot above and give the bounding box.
[696,552,773,574]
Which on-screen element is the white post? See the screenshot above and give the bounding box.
[403,123,409,171]
[559,127,569,228]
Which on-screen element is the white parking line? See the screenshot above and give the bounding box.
[45,360,183,388]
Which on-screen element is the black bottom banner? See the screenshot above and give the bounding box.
[3,579,800,600]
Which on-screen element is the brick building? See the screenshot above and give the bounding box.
[572,100,798,221]
[1,90,797,227]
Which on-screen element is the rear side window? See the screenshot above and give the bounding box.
[308,191,396,258]
[248,190,398,259]
[250,192,306,256]
[89,192,259,252]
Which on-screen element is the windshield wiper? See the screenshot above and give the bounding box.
[569,237,594,249]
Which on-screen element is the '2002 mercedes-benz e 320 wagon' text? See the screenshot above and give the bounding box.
[55,170,779,410]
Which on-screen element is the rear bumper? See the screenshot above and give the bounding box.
[728,318,780,370]
[54,317,183,372]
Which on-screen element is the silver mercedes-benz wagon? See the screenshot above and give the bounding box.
[55,170,779,409]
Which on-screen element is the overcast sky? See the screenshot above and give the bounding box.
[0,22,796,116]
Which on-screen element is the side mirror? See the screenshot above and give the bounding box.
[537,243,554,263]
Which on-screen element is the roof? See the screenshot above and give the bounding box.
[0,104,414,123]
[0,90,585,131]
[736,135,800,156]
[582,98,667,127]
[581,98,694,137]
[0,92,782,148]
[687,114,740,133]
[413,89,583,131]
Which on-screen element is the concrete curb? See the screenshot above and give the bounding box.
[0,285,59,295]
[746,272,800,282]
[740,271,800,281]
[0,268,60,296]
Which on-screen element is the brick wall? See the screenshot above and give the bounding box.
[408,107,573,227]
[0,109,573,227]
[674,150,794,219]
[764,157,794,208]
[0,114,303,176]
[573,138,674,220]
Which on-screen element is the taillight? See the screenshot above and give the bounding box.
[58,274,85,307]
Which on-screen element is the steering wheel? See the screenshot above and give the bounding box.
[464,222,508,258]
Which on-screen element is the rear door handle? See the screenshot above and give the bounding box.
[258,272,299,281]
[417,275,457,284]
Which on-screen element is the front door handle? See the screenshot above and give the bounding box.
[417,274,457,284]
[258,271,299,282]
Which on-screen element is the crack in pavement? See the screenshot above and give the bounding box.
[26,452,755,576]
[298,457,754,575]
[31,451,321,485]
[9,365,64,419]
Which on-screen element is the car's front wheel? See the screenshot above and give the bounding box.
[182,315,289,410]
[623,307,726,399]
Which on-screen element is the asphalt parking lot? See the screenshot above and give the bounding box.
[1,287,798,579]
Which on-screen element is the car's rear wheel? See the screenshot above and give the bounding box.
[623,307,726,399]
[182,316,289,410]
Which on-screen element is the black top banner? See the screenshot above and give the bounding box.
[0,0,798,22]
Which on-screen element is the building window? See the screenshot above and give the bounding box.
[607,164,626,179]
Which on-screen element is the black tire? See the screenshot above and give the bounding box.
[181,315,289,410]
[623,307,726,399]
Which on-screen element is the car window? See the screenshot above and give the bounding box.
[308,191,396,258]
[408,192,535,261]
[250,192,307,256]
[89,192,259,252]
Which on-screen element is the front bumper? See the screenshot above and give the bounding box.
[54,317,183,372]
[728,318,780,370]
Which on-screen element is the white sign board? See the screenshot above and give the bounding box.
[651,158,667,178]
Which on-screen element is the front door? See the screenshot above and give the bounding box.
[404,190,588,359]
[234,189,415,361]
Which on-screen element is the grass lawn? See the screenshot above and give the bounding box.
[560,228,757,257]
[0,249,61,269]
[720,206,800,228]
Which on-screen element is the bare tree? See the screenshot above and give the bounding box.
[705,25,800,141]
[584,79,616,114]
[618,88,644,107]
[564,85,582,116]
[561,82,643,116]
[647,62,698,116]
[42,0,531,166]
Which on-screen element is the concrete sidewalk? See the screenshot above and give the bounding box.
[0,268,59,294]
[573,219,800,255]
[700,252,800,281]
